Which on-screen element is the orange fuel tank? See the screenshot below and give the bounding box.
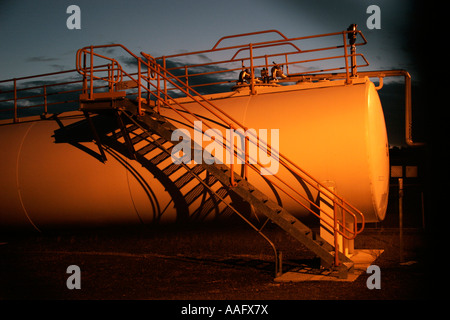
[0,77,389,231]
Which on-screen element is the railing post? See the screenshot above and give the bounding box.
[249,43,256,95]
[347,25,358,77]
[107,64,112,92]
[163,56,167,103]
[265,55,269,79]
[43,85,48,115]
[82,52,87,94]
[138,58,142,115]
[333,201,340,267]
[13,78,17,123]
[157,67,161,114]
[184,65,189,96]
[276,251,283,278]
[342,33,351,84]
[229,126,237,187]
[90,45,94,99]
[284,53,289,76]
[147,61,151,104]
[244,136,249,180]
[399,177,404,263]
[350,42,357,77]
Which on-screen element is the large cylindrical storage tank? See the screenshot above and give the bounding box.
[0,113,175,232]
[0,77,389,231]
[161,77,389,223]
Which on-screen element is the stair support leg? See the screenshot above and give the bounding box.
[83,111,107,163]
[276,251,283,278]
[115,110,137,160]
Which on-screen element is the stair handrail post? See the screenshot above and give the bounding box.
[147,59,152,104]
[333,199,340,267]
[157,67,161,114]
[244,135,249,180]
[229,124,237,187]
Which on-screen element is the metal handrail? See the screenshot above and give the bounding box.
[212,30,290,50]
[76,29,367,266]
[152,28,367,94]
[121,110,283,276]
[0,65,115,123]
[151,56,365,245]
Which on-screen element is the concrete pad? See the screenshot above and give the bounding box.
[275,249,384,282]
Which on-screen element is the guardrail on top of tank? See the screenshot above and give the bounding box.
[144,27,369,95]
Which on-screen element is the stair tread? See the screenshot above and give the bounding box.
[173,165,206,189]
[136,138,169,155]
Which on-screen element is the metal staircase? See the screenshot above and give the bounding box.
[3,27,409,279]
[81,97,355,278]
[73,32,371,278]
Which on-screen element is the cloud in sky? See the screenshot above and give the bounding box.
[26,56,60,63]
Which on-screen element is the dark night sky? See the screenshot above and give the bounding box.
[0,0,428,146]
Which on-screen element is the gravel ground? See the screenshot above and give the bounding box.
[0,221,440,303]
